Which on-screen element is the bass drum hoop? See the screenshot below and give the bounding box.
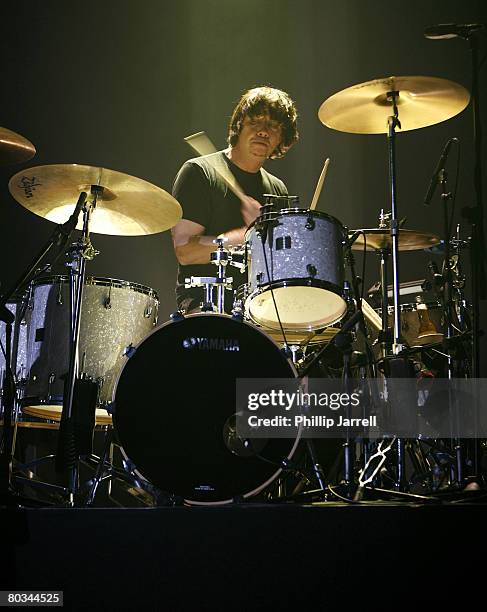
[113,313,301,506]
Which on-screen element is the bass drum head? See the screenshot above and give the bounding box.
[114,314,299,505]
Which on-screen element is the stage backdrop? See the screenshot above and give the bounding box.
[1,1,485,348]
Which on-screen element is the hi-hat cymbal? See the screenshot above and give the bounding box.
[350,228,441,251]
[319,76,470,134]
[0,127,36,165]
[8,164,182,236]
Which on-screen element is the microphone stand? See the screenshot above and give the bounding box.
[0,191,87,506]
[438,170,466,486]
[463,32,485,378]
[56,187,100,506]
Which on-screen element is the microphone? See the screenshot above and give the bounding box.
[424,23,485,40]
[423,138,458,206]
[427,260,443,290]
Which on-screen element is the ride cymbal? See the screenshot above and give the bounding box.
[350,228,441,251]
[8,164,182,236]
[0,127,36,165]
[319,76,470,134]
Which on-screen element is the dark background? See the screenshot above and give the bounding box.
[1,0,486,330]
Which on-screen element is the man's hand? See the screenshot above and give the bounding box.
[240,195,262,227]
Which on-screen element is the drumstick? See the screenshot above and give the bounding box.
[360,297,382,331]
[184,131,217,156]
[184,131,247,201]
[309,158,330,211]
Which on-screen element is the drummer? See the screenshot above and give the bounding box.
[171,86,299,314]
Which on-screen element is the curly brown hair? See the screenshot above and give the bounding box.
[227,86,299,159]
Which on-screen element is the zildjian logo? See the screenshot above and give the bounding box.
[18,175,42,198]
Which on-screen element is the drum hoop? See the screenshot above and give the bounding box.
[112,312,300,506]
[384,301,442,315]
[245,299,347,332]
[31,275,159,299]
[246,208,345,236]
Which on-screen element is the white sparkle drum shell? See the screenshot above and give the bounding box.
[0,299,29,384]
[23,276,159,406]
[245,209,347,331]
[113,313,300,505]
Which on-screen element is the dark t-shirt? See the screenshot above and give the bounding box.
[172,150,288,311]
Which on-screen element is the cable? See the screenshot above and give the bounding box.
[260,223,289,350]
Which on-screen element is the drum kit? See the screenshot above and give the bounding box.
[0,71,482,507]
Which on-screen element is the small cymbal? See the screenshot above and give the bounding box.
[0,127,36,165]
[319,76,470,134]
[350,228,441,252]
[8,164,182,236]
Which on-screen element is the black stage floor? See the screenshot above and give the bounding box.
[2,500,486,610]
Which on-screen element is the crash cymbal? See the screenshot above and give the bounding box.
[319,76,470,134]
[0,127,36,165]
[350,228,441,252]
[8,164,182,236]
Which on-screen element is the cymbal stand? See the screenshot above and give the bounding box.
[386,90,404,356]
[384,91,408,491]
[57,186,100,506]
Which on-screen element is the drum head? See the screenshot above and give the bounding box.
[247,285,347,331]
[114,314,298,504]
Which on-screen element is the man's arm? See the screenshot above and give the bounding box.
[171,195,261,265]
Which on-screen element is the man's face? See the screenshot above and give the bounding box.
[236,114,282,160]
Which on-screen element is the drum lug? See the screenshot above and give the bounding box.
[306,264,317,279]
[123,344,136,359]
[305,215,316,230]
[104,401,115,415]
[231,310,244,322]
[170,310,185,321]
[280,345,293,360]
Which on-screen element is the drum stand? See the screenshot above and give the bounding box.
[184,238,234,313]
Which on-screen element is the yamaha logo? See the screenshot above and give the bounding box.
[182,337,240,352]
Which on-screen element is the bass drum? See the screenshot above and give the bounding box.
[113,313,299,505]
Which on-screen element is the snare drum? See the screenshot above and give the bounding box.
[245,209,347,331]
[23,276,159,406]
[113,313,300,505]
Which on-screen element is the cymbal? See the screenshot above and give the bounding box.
[350,228,441,251]
[319,76,470,134]
[0,127,36,165]
[8,164,182,236]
